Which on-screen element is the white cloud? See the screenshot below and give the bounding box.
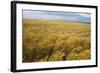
[79,13,91,18]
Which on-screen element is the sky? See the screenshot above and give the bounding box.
[23,10,91,23]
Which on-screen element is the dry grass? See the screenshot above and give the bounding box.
[22,19,91,62]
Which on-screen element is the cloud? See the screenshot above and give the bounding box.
[23,10,91,23]
[79,13,91,18]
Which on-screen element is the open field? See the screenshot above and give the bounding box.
[22,19,91,62]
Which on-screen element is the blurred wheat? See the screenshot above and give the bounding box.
[22,19,91,62]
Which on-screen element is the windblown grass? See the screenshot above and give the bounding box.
[22,19,91,62]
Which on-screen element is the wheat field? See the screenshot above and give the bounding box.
[22,19,91,62]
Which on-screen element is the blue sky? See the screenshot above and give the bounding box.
[23,10,91,23]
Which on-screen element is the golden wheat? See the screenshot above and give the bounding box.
[22,19,91,62]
